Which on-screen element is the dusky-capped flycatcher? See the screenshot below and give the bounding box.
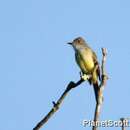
[68,37,100,102]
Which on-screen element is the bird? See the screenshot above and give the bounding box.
[67,37,101,102]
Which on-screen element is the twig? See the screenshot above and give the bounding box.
[33,48,108,130]
[92,48,108,130]
[33,78,84,130]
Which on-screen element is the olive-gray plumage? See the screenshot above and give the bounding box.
[68,37,100,102]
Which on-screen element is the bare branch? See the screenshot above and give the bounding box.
[92,48,108,130]
[33,78,84,130]
[33,48,108,130]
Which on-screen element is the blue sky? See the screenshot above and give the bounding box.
[0,0,130,130]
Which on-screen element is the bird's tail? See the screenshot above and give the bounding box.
[93,81,99,103]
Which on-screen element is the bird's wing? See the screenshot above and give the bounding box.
[92,51,101,81]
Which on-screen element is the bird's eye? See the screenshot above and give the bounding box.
[74,37,82,43]
[77,38,81,43]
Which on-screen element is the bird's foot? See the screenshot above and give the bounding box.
[80,72,91,81]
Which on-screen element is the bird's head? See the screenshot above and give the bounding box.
[67,37,87,50]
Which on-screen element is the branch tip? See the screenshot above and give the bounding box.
[102,48,107,56]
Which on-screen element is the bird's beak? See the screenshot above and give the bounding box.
[67,42,72,45]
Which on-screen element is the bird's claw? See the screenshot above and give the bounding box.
[79,72,90,81]
[82,74,90,81]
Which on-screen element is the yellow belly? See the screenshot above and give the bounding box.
[75,49,94,74]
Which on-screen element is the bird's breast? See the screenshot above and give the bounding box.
[75,49,94,73]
